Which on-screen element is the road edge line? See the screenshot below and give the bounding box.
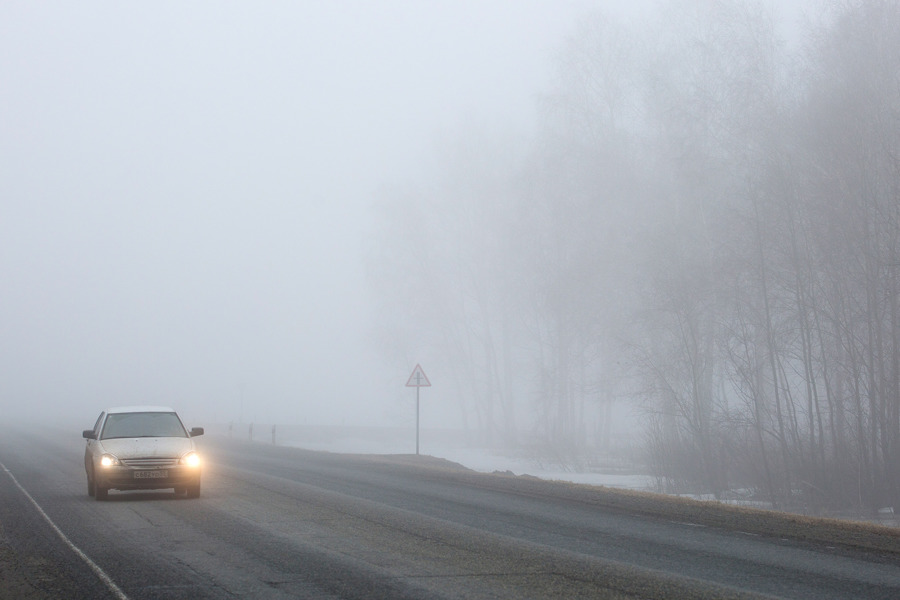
[0,462,129,600]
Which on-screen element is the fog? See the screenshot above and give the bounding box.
[2,0,818,441]
[1,1,601,426]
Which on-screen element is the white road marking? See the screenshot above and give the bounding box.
[0,462,130,600]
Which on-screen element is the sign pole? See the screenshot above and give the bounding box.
[406,364,431,456]
[416,385,420,455]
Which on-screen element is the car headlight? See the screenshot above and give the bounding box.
[99,454,120,467]
[180,452,201,467]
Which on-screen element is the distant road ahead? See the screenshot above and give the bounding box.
[1,426,899,599]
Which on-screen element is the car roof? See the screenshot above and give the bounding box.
[105,405,178,414]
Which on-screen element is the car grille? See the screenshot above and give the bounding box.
[121,457,177,467]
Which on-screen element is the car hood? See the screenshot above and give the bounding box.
[98,437,193,458]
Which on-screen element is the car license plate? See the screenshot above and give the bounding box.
[134,470,168,479]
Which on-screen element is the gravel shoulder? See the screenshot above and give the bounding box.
[0,467,116,600]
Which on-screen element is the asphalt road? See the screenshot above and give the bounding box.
[1,426,899,599]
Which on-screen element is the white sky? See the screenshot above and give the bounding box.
[0,1,816,428]
[0,1,601,426]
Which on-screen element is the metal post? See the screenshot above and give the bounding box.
[416,385,420,455]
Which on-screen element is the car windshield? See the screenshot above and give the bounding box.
[100,412,187,440]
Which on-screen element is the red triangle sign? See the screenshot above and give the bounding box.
[406,364,431,387]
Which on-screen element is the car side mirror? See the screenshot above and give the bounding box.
[82,430,96,440]
[189,427,204,437]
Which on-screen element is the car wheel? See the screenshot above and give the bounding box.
[95,486,108,501]
[187,481,200,499]
[87,477,95,497]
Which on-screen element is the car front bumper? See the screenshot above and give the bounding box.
[94,465,201,491]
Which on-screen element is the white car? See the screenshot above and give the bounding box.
[83,406,204,500]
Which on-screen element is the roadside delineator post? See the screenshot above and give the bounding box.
[406,364,431,455]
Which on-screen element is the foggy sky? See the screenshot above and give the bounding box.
[0,1,813,428]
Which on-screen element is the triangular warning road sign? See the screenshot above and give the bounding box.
[406,364,431,387]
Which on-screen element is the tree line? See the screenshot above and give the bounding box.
[368,1,900,513]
